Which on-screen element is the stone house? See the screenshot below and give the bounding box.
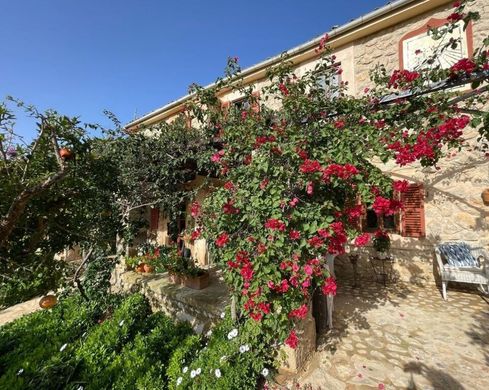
[126,0,489,285]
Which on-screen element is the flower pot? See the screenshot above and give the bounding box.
[482,189,489,205]
[169,272,181,285]
[135,264,145,273]
[143,264,154,273]
[182,272,209,290]
[39,295,57,309]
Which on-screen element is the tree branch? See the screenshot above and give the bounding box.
[73,247,93,302]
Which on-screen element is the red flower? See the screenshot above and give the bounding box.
[453,1,461,7]
[450,58,476,77]
[288,304,308,319]
[240,263,254,281]
[321,277,337,296]
[296,148,308,160]
[354,233,370,246]
[289,230,301,240]
[278,83,289,96]
[190,202,201,218]
[260,178,269,190]
[285,330,299,349]
[241,111,248,120]
[388,69,420,89]
[223,199,239,214]
[264,218,286,231]
[224,181,235,191]
[243,154,252,165]
[334,120,345,129]
[258,302,270,314]
[393,180,409,193]
[308,236,324,248]
[257,243,267,254]
[447,12,464,23]
[250,311,263,321]
[191,228,202,240]
[300,159,322,173]
[216,233,229,247]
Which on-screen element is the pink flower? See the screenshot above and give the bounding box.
[278,83,289,96]
[285,330,299,349]
[224,181,235,191]
[260,178,269,190]
[216,233,229,247]
[289,197,299,207]
[190,202,201,218]
[304,264,313,275]
[354,233,370,246]
[306,181,314,195]
[321,277,337,296]
[211,149,225,162]
[191,228,202,240]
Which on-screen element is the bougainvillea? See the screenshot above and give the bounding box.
[177,0,489,356]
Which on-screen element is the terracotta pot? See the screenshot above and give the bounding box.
[135,264,145,273]
[143,264,154,273]
[59,148,72,160]
[182,272,209,290]
[39,295,57,309]
[169,272,181,285]
[482,189,489,205]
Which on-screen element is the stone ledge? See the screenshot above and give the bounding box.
[112,268,229,333]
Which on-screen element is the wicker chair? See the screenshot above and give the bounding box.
[435,242,489,300]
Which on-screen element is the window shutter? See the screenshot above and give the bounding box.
[401,184,425,238]
[150,208,160,231]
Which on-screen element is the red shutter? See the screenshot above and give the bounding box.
[150,208,160,231]
[401,184,425,238]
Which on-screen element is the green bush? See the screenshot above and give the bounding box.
[167,315,273,390]
[73,293,152,385]
[0,294,121,390]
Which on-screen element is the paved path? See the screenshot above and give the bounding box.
[293,280,489,389]
[0,297,42,327]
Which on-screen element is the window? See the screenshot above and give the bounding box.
[316,63,341,98]
[361,183,425,238]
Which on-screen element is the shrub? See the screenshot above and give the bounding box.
[168,314,273,390]
[73,293,152,384]
[0,294,120,389]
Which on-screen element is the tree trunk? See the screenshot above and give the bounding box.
[0,169,68,250]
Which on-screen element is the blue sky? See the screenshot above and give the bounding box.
[1,0,387,140]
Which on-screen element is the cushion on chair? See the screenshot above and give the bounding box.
[438,243,479,268]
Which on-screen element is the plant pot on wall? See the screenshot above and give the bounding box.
[182,272,209,290]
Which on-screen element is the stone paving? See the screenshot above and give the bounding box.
[0,296,41,327]
[292,280,489,389]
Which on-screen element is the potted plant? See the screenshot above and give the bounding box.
[373,229,390,259]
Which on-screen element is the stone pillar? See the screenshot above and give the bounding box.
[278,308,316,374]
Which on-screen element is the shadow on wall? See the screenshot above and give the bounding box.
[403,361,465,390]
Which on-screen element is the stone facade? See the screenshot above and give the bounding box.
[146,0,489,284]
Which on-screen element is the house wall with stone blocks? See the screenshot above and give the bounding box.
[144,0,488,283]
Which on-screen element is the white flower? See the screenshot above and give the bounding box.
[17,368,24,375]
[220,355,227,362]
[206,329,213,337]
[176,377,183,386]
[220,312,225,319]
[215,368,222,378]
[190,370,197,378]
[244,344,250,352]
[77,386,84,390]
[59,343,68,352]
[119,320,125,327]
[82,332,87,338]
[182,366,188,373]
[227,328,238,340]
[239,345,247,353]
[196,367,202,375]
[261,368,269,377]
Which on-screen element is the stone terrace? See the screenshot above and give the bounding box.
[288,280,489,389]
